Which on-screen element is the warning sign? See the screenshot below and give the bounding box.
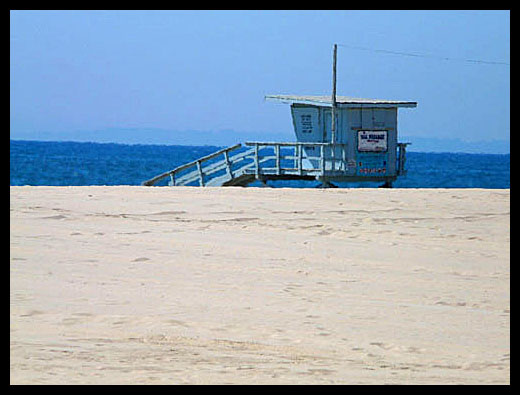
[358,130,388,152]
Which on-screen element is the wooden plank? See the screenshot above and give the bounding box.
[227,148,255,165]
[174,170,200,186]
[244,168,322,176]
[201,161,226,177]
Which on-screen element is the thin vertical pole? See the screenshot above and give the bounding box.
[297,145,303,175]
[275,144,280,175]
[342,144,346,171]
[254,144,259,177]
[331,43,337,144]
[196,161,204,186]
[224,150,232,179]
[298,145,303,175]
[320,144,325,175]
[331,145,335,171]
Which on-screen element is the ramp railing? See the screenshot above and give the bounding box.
[141,143,255,186]
[244,142,349,177]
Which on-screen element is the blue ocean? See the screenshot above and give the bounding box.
[10,140,510,189]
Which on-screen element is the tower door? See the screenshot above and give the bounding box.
[323,109,343,171]
[323,110,340,143]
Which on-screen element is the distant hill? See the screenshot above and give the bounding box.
[10,128,292,148]
[401,136,509,154]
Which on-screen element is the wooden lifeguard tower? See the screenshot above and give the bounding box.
[143,45,417,188]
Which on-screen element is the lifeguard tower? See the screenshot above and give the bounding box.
[143,45,417,188]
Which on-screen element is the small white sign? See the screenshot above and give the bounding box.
[358,130,388,152]
[300,114,313,133]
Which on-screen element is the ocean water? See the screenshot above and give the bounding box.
[10,140,510,188]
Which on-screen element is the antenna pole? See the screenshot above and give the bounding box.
[331,43,337,144]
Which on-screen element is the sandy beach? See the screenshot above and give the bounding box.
[10,186,509,384]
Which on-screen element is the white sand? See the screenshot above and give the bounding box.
[10,186,509,384]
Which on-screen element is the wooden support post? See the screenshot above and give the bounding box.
[224,150,232,179]
[196,160,204,186]
[298,145,303,175]
[320,144,325,175]
[398,146,403,175]
[254,144,259,177]
[169,172,176,186]
[402,145,407,174]
[330,145,335,171]
[275,144,280,175]
[397,143,410,175]
[341,144,346,171]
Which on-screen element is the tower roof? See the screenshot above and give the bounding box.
[265,94,417,108]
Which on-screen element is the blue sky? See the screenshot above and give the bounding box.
[10,10,510,150]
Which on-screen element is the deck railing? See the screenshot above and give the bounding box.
[244,142,349,177]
